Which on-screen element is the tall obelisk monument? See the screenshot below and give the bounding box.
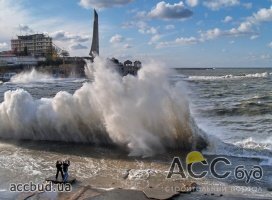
[90,9,99,60]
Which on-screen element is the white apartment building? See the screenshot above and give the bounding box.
[11,34,52,57]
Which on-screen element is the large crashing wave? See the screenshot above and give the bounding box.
[0,57,206,157]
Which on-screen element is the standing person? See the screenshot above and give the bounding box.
[55,160,64,180]
[63,160,70,183]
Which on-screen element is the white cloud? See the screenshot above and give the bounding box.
[0,42,8,49]
[124,44,132,49]
[200,28,222,41]
[135,11,147,18]
[18,24,33,33]
[165,24,175,30]
[156,36,198,48]
[137,21,158,35]
[140,26,157,34]
[0,0,92,56]
[70,43,88,50]
[121,20,159,45]
[148,1,193,20]
[149,34,161,45]
[248,53,272,61]
[0,0,29,40]
[122,20,161,47]
[79,0,134,9]
[223,16,233,23]
[228,6,272,35]
[199,25,252,42]
[176,37,198,44]
[200,6,272,42]
[260,54,272,60]
[186,0,198,7]
[250,35,259,40]
[199,26,250,42]
[237,21,252,32]
[122,21,159,36]
[121,21,135,29]
[110,34,124,43]
[253,6,272,22]
[226,22,253,37]
[243,3,252,9]
[203,0,240,10]
[153,5,272,50]
[50,30,89,43]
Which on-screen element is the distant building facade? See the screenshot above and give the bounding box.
[134,61,141,68]
[11,34,53,57]
[124,60,133,66]
[0,55,45,67]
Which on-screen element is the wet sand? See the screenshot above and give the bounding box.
[15,184,272,200]
[0,140,271,200]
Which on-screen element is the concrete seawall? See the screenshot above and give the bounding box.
[0,59,86,78]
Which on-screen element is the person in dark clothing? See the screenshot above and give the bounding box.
[63,160,70,182]
[55,160,64,180]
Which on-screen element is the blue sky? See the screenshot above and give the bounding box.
[0,0,272,67]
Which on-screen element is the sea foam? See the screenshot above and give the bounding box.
[0,57,206,157]
[188,72,269,80]
[10,68,52,83]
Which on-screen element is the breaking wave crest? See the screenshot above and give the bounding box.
[235,137,272,151]
[10,68,52,83]
[0,57,206,157]
[203,136,272,163]
[188,72,270,80]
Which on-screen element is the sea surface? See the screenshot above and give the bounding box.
[175,68,272,160]
[0,66,271,199]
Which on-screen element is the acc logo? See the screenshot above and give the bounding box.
[167,151,263,183]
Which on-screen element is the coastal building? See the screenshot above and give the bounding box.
[0,54,16,66]
[109,58,141,76]
[124,60,141,76]
[0,55,45,67]
[0,51,14,56]
[11,34,53,57]
[134,61,142,68]
[124,60,133,67]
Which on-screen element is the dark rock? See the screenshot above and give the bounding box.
[86,189,149,200]
[143,188,179,200]
[45,176,76,184]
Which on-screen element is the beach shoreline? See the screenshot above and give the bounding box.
[0,140,270,199]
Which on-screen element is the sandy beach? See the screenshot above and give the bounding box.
[0,140,270,200]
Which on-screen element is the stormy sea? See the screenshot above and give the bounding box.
[0,58,271,199]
